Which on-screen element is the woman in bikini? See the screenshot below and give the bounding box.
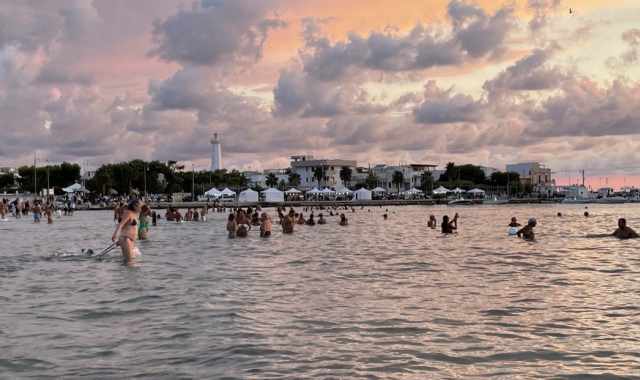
[112,199,143,262]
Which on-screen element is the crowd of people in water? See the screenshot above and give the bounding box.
[2,196,638,263]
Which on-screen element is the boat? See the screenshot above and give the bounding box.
[484,197,509,205]
[594,196,627,204]
[448,199,473,206]
[561,197,592,204]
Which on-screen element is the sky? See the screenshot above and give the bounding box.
[1,0,640,188]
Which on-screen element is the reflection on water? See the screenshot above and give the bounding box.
[1,205,640,379]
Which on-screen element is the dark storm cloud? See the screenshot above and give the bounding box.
[149,0,285,66]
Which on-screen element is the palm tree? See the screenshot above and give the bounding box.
[312,167,324,187]
[420,171,433,194]
[339,166,352,188]
[288,172,301,187]
[265,173,278,188]
[392,170,404,193]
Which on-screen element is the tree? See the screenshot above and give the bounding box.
[288,172,301,187]
[441,162,456,182]
[265,173,278,187]
[339,166,352,187]
[0,174,16,192]
[420,171,433,193]
[392,170,404,193]
[312,167,323,185]
[365,173,378,189]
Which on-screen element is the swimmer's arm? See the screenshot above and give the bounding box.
[585,233,613,238]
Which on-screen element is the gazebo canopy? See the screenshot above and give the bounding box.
[334,185,352,194]
[63,183,84,193]
[285,188,301,194]
[405,187,423,194]
[205,187,221,197]
[468,188,486,194]
[321,187,335,194]
[262,187,284,202]
[238,188,258,202]
[353,187,372,200]
[452,187,466,193]
[432,186,450,195]
[220,188,236,196]
[306,187,321,194]
[372,187,386,192]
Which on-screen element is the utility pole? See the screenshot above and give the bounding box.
[34,152,37,197]
[581,170,585,187]
[192,164,195,201]
[144,162,147,199]
[46,159,50,199]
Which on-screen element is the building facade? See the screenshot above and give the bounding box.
[506,162,555,194]
[371,164,437,192]
[290,155,357,190]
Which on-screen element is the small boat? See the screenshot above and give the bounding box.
[448,199,473,206]
[561,197,592,204]
[484,197,509,205]
[594,197,627,204]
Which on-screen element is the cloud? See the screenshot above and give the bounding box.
[299,1,515,82]
[527,0,562,33]
[149,0,285,66]
[414,81,485,124]
[483,46,566,96]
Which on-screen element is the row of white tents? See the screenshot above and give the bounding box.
[432,186,486,195]
[203,185,487,202]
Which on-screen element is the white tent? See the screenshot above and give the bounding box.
[204,187,221,197]
[321,187,335,194]
[307,187,321,194]
[406,187,423,194]
[285,188,302,194]
[220,188,236,197]
[468,188,486,194]
[372,187,387,193]
[334,185,352,194]
[432,186,450,195]
[62,183,83,193]
[262,187,284,202]
[353,187,372,200]
[452,187,466,194]
[238,188,258,202]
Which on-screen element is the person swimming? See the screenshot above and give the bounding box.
[306,213,316,226]
[260,212,272,237]
[236,210,250,238]
[517,218,537,241]
[339,213,348,226]
[282,210,295,234]
[138,205,151,240]
[227,213,237,238]
[508,217,521,227]
[112,199,143,262]
[427,215,437,229]
[297,213,305,225]
[317,213,327,225]
[441,213,458,234]
[613,218,639,239]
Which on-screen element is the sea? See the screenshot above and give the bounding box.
[1,204,639,379]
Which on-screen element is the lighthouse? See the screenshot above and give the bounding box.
[210,133,222,171]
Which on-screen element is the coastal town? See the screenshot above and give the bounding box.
[1,134,638,207]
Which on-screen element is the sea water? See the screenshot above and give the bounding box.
[1,205,639,379]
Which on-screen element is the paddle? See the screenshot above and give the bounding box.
[94,242,118,258]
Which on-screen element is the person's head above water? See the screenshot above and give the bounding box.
[618,218,627,229]
[127,199,143,212]
[528,218,537,227]
[511,217,517,223]
[228,213,235,222]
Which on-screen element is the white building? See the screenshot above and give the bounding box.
[557,185,590,199]
[210,133,223,171]
[506,162,555,194]
[371,164,437,192]
[290,155,357,190]
[245,170,288,189]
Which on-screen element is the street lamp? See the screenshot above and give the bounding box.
[192,164,196,202]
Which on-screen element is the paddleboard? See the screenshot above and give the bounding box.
[508,227,518,236]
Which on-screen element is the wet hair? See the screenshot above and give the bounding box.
[127,199,142,211]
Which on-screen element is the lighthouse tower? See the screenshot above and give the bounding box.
[210,133,222,171]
